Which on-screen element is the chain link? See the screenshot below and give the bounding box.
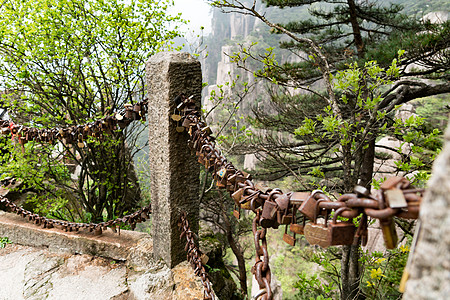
[172,94,425,299]
[0,178,151,234]
[0,94,427,299]
[179,212,215,300]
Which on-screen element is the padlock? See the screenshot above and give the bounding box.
[240,200,252,210]
[181,117,192,128]
[260,200,278,228]
[226,173,237,192]
[289,192,310,206]
[215,167,228,188]
[380,218,398,249]
[94,226,102,236]
[133,103,142,120]
[125,104,134,119]
[328,207,356,246]
[290,206,305,235]
[239,186,260,209]
[304,199,331,248]
[384,187,407,208]
[299,190,323,221]
[290,216,306,235]
[283,224,296,246]
[276,194,292,224]
[231,188,244,205]
[233,204,240,219]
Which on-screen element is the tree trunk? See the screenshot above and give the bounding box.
[341,244,362,300]
[359,138,376,190]
[347,0,365,57]
[222,209,248,295]
[340,139,375,299]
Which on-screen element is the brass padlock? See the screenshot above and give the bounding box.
[328,207,356,246]
[233,204,240,219]
[380,218,398,249]
[304,199,331,248]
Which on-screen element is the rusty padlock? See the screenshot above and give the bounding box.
[124,104,133,119]
[133,103,142,120]
[304,199,331,248]
[290,207,306,235]
[328,207,356,246]
[233,204,240,219]
[260,201,278,228]
[231,188,244,206]
[283,224,296,246]
[289,191,311,206]
[276,194,292,225]
[93,226,103,236]
[353,212,368,246]
[260,189,282,228]
[299,190,328,221]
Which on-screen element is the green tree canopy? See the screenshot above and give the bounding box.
[0,0,182,222]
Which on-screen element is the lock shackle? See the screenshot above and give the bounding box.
[309,189,329,202]
[267,188,282,202]
[332,207,354,224]
[313,199,327,224]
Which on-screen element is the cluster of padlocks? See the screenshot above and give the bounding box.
[0,94,424,300]
[172,94,423,300]
[0,101,148,147]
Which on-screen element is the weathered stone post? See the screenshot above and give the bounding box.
[403,118,450,299]
[146,52,202,268]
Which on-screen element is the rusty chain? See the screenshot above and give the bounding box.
[171,94,425,300]
[0,178,151,234]
[251,210,272,300]
[0,100,148,146]
[0,101,150,234]
[179,211,215,300]
[0,94,426,299]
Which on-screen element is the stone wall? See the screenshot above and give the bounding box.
[0,211,208,300]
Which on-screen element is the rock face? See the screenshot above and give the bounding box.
[0,244,207,300]
[403,120,450,299]
[0,211,215,300]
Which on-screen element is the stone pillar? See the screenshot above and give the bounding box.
[146,52,201,268]
[403,118,450,299]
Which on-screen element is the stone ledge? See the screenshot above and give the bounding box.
[0,211,154,271]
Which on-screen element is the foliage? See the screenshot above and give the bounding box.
[0,0,182,222]
[292,272,336,300]
[206,1,448,299]
[291,238,412,300]
[0,237,11,248]
[360,240,411,299]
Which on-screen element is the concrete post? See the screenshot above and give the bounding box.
[146,52,202,268]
